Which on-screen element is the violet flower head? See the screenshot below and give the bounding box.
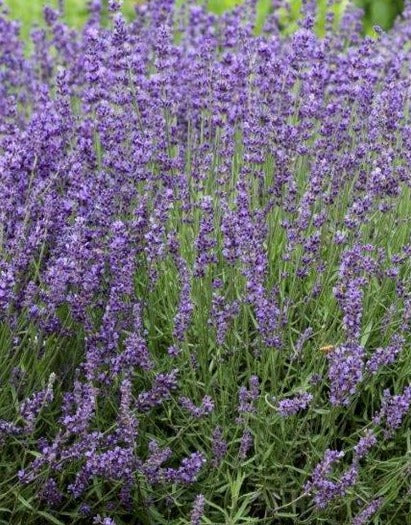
[167,345,181,357]
[238,430,253,460]
[117,377,138,446]
[20,373,56,432]
[366,334,404,374]
[305,449,349,508]
[113,331,153,375]
[39,478,62,507]
[142,440,173,485]
[194,196,217,277]
[190,493,206,525]
[179,395,215,419]
[93,516,117,525]
[108,0,122,12]
[61,380,97,435]
[276,392,313,416]
[210,292,239,346]
[373,385,411,437]
[237,375,260,422]
[211,426,228,468]
[352,498,383,525]
[353,429,377,461]
[136,369,178,412]
[327,343,365,406]
[175,451,206,484]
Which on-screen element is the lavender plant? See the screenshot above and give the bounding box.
[0,0,410,523]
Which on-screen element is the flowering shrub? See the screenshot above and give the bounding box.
[0,0,410,523]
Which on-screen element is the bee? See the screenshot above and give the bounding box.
[320,344,335,354]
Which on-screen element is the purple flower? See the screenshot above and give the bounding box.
[209,292,239,345]
[305,449,350,508]
[237,376,260,422]
[194,196,217,277]
[211,426,228,468]
[327,343,365,406]
[352,498,383,525]
[93,516,117,525]
[142,440,173,485]
[190,494,206,525]
[179,395,214,419]
[108,0,122,12]
[366,334,404,374]
[276,392,313,416]
[39,478,62,507]
[142,441,205,486]
[136,370,178,412]
[113,330,153,374]
[238,430,253,460]
[353,430,377,461]
[373,385,411,437]
[167,345,181,357]
[174,452,206,484]
[61,380,97,435]
[20,373,56,432]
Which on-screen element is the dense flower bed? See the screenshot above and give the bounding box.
[0,0,410,523]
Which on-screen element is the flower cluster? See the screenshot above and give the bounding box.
[276,392,313,416]
[0,0,410,522]
[352,498,384,525]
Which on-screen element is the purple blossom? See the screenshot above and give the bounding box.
[20,373,56,432]
[174,451,206,484]
[108,0,122,12]
[236,376,260,423]
[327,343,365,406]
[117,378,138,446]
[276,392,313,416]
[238,430,253,460]
[194,196,217,277]
[335,277,366,341]
[353,429,377,461]
[373,385,411,437]
[366,334,404,374]
[305,449,349,508]
[209,292,239,346]
[167,345,181,357]
[136,369,178,412]
[179,395,214,419]
[39,478,63,507]
[190,494,206,525]
[93,516,117,525]
[211,426,228,468]
[141,440,173,485]
[61,380,97,435]
[352,498,383,525]
[112,331,153,375]
[0,419,22,443]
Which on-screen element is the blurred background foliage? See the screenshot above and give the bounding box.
[3,0,406,40]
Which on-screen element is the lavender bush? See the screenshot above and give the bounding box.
[0,0,410,523]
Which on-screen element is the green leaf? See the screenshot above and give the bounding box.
[361,320,373,346]
[37,511,66,525]
[16,494,34,512]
